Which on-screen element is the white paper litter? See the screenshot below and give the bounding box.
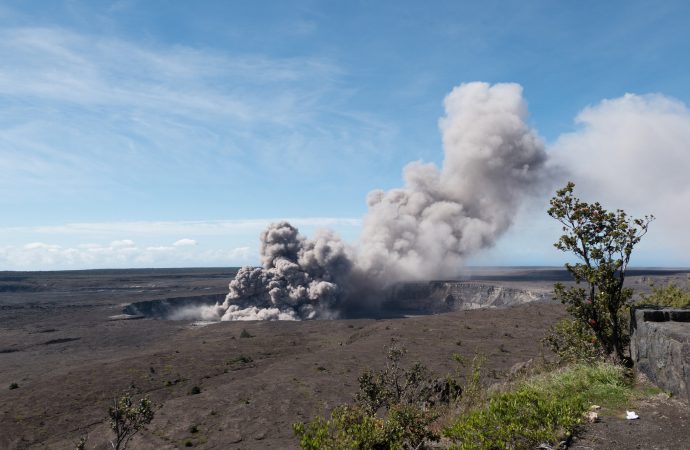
[626,410,639,420]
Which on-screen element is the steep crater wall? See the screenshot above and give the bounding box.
[631,307,690,404]
[122,293,226,319]
[383,281,549,314]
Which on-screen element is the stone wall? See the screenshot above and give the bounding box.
[630,307,690,403]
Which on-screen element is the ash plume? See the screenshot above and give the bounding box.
[203,82,549,321]
[199,223,354,320]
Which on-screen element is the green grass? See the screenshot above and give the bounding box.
[443,362,633,450]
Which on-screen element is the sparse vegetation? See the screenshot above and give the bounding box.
[108,392,154,450]
[74,435,87,450]
[294,403,439,450]
[444,362,633,449]
[639,281,690,308]
[542,318,605,364]
[226,355,253,365]
[452,353,486,411]
[9,382,18,390]
[547,182,653,364]
[190,386,201,395]
[239,328,254,338]
[294,340,461,449]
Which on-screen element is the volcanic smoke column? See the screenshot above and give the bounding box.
[357,82,549,283]
[212,82,549,320]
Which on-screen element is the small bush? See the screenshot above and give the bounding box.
[452,353,486,410]
[189,386,201,395]
[542,318,606,364]
[444,362,632,450]
[9,382,18,390]
[239,329,254,338]
[355,341,460,414]
[226,355,253,365]
[293,405,387,449]
[639,282,690,308]
[74,436,87,450]
[294,340,460,449]
[108,392,154,450]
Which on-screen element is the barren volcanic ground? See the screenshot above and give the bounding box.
[1,267,689,449]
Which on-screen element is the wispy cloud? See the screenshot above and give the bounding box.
[0,27,338,120]
[1,217,361,236]
[0,26,397,194]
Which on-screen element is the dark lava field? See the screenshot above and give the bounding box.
[1,267,689,449]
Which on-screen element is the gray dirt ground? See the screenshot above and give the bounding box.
[1,268,689,449]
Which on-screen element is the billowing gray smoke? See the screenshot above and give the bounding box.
[357,82,548,282]
[201,82,549,321]
[198,224,354,320]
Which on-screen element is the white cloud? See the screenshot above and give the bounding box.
[173,238,197,247]
[0,240,256,270]
[552,92,690,262]
[110,239,136,248]
[24,242,61,250]
[228,246,252,260]
[0,217,361,270]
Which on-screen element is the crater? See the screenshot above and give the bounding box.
[383,280,550,314]
[122,283,549,320]
[122,293,226,319]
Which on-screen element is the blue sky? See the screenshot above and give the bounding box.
[2,1,690,270]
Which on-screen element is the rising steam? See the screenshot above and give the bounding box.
[200,82,549,320]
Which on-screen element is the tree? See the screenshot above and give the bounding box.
[108,392,154,450]
[548,182,653,364]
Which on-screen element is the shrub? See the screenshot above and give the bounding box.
[356,341,461,415]
[639,281,690,308]
[293,403,440,450]
[239,328,254,338]
[294,340,461,449]
[293,405,388,450]
[9,382,18,390]
[74,436,87,450]
[444,363,632,450]
[543,318,606,364]
[108,392,154,450]
[452,353,485,410]
[226,355,253,365]
[189,386,201,395]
